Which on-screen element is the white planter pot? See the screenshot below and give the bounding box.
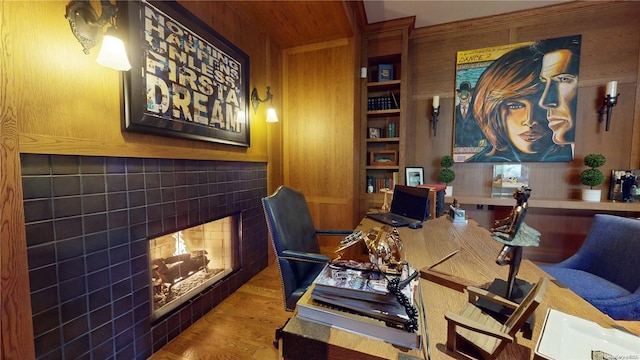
[445,185,453,197]
[582,189,601,202]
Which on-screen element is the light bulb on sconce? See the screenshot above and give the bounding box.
[266,107,279,123]
[432,95,440,137]
[95,27,131,71]
[598,81,619,131]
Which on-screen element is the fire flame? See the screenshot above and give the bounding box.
[173,231,189,256]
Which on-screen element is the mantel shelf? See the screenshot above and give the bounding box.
[446,195,640,212]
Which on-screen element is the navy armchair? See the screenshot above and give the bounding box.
[262,185,352,312]
[539,214,640,320]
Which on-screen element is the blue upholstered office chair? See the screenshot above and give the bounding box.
[539,214,640,320]
[262,185,352,311]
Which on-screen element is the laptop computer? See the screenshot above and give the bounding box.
[366,185,431,227]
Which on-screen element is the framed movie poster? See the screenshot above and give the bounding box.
[453,35,581,163]
[120,0,250,146]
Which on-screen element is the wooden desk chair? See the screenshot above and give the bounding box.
[444,277,549,360]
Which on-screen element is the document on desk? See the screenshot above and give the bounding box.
[535,308,640,360]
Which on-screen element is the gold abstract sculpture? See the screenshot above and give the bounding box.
[364,225,403,272]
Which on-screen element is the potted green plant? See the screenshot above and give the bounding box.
[439,155,456,196]
[580,153,606,202]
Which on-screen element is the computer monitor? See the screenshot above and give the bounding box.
[390,185,430,221]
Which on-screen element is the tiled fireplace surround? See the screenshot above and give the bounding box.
[21,154,269,359]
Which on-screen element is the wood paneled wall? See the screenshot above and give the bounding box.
[0,0,36,354]
[282,37,360,251]
[408,1,640,198]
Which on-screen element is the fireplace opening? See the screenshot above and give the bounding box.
[149,214,240,321]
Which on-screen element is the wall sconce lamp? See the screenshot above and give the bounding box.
[431,95,440,137]
[598,81,619,131]
[251,86,279,122]
[65,0,131,71]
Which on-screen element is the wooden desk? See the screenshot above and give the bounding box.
[281,216,627,359]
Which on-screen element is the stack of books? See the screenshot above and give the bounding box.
[367,91,400,111]
[295,263,422,349]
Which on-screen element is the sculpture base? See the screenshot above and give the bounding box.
[476,278,534,339]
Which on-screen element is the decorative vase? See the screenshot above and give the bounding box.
[445,185,453,197]
[582,189,601,202]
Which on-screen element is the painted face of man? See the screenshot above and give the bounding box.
[539,49,578,145]
[458,89,471,104]
[504,97,550,154]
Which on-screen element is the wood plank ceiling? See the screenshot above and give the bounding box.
[225,1,357,48]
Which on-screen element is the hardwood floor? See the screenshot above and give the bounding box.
[149,263,290,360]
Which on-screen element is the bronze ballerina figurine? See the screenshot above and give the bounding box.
[491,186,540,299]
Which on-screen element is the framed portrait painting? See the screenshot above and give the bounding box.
[453,35,581,163]
[119,0,250,146]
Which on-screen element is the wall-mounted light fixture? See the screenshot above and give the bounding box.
[431,95,440,137]
[66,0,131,71]
[598,81,619,131]
[251,86,279,122]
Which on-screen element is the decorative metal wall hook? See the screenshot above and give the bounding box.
[251,87,273,113]
[65,0,131,70]
[66,0,117,54]
[251,87,279,122]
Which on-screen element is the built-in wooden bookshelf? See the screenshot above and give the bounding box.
[360,19,412,217]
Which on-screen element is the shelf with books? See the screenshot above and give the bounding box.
[367,109,400,116]
[366,137,400,143]
[367,79,401,89]
[367,90,400,112]
[366,171,398,194]
[360,22,410,217]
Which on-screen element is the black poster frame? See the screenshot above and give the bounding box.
[119,0,250,147]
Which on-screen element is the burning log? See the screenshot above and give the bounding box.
[152,251,209,287]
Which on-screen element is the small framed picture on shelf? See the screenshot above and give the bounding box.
[368,127,382,139]
[491,164,530,198]
[369,150,398,166]
[609,169,639,202]
[378,64,394,82]
[405,167,424,186]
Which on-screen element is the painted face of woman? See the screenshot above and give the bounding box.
[504,97,551,154]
